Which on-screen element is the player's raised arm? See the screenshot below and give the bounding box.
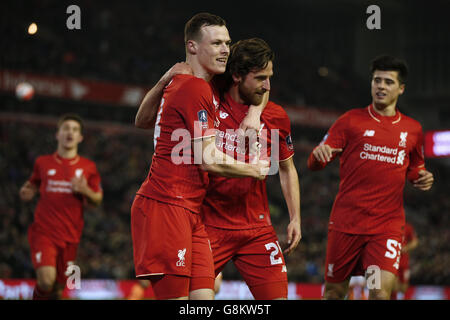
[278,157,301,255]
[71,175,103,207]
[135,62,193,129]
[307,144,343,171]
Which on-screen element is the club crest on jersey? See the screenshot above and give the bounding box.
[286,134,294,151]
[399,132,408,147]
[197,110,208,129]
[176,248,186,267]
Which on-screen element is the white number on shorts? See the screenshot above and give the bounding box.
[385,239,402,269]
[265,241,283,265]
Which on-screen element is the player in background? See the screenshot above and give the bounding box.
[19,114,103,300]
[391,221,419,299]
[307,55,434,299]
[131,13,269,300]
[201,38,301,299]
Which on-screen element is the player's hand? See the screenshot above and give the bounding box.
[160,62,193,86]
[71,175,88,195]
[239,107,262,134]
[284,219,301,255]
[312,144,343,163]
[19,181,37,202]
[412,170,434,191]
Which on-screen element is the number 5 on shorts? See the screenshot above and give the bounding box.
[265,241,283,265]
[385,239,402,269]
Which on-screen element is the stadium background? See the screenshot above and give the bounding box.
[1,0,449,299]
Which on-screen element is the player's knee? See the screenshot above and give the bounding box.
[37,276,55,292]
[36,269,56,292]
[369,289,391,300]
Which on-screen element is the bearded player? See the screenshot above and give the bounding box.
[307,55,434,299]
[131,13,269,300]
[19,114,103,299]
[202,38,301,300]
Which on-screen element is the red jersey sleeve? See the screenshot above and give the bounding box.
[87,162,102,193]
[307,112,348,170]
[406,124,426,182]
[276,108,295,161]
[173,77,217,140]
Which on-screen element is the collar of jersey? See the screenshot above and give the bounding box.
[367,104,401,124]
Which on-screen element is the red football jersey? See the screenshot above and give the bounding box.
[308,104,425,235]
[202,93,294,229]
[28,152,102,244]
[136,75,218,214]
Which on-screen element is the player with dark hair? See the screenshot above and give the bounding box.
[19,113,103,299]
[131,13,269,300]
[307,55,434,299]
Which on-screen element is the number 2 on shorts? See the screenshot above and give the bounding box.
[265,241,283,265]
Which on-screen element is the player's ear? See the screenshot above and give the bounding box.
[186,40,197,55]
[399,83,405,95]
[232,73,242,85]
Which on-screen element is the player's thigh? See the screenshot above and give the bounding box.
[36,266,57,291]
[28,228,59,289]
[325,230,366,283]
[56,243,78,285]
[362,234,402,282]
[131,196,193,277]
[205,225,238,275]
[368,270,397,300]
[234,227,288,299]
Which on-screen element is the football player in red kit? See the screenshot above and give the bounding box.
[19,114,103,299]
[307,55,434,299]
[202,38,301,300]
[131,13,269,300]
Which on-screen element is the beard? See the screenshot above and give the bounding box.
[238,85,264,106]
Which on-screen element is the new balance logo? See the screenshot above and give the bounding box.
[219,110,229,119]
[363,130,375,137]
[327,264,334,277]
[47,169,56,176]
[176,248,186,267]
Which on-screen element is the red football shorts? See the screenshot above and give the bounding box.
[397,254,410,284]
[206,225,287,300]
[325,229,402,283]
[131,195,214,298]
[28,226,78,285]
